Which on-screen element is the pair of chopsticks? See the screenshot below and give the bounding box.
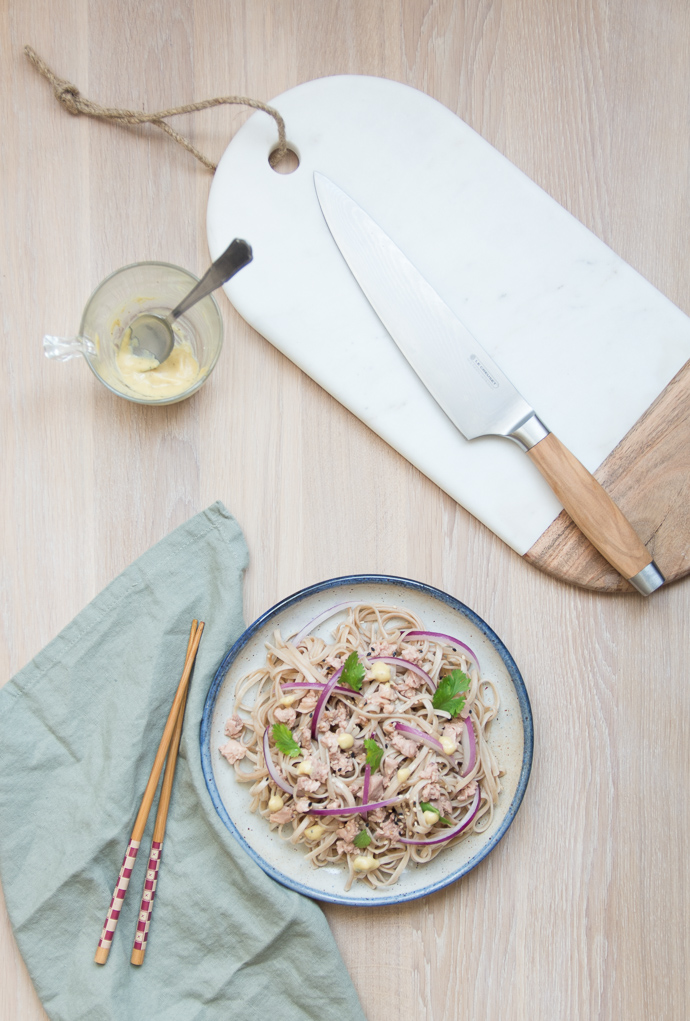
[94,619,204,966]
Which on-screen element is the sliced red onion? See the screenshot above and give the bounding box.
[310,665,344,739]
[362,764,371,804]
[394,722,446,757]
[460,716,477,777]
[309,796,402,817]
[280,680,360,698]
[398,784,481,845]
[402,630,479,672]
[292,601,362,645]
[262,727,295,796]
[370,657,436,691]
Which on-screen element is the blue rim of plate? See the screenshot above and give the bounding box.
[200,574,533,906]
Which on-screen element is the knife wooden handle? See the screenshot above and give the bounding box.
[527,432,661,589]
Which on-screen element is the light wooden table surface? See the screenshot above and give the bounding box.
[2,2,689,1019]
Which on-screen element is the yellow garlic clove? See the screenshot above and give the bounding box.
[352,855,379,872]
[370,661,391,682]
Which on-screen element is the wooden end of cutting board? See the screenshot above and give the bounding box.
[524,358,690,592]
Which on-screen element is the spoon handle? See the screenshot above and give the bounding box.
[169,239,253,321]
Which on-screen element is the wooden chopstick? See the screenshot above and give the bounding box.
[94,620,204,965]
[130,681,189,965]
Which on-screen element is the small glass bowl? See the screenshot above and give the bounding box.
[47,262,223,406]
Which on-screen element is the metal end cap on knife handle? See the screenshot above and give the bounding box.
[629,560,665,596]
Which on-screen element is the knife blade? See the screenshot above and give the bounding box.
[314,171,664,595]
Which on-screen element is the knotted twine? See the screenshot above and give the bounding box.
[24,46,288,172]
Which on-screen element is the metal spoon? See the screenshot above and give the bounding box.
[128,238,253,365]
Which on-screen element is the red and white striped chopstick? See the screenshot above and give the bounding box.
[130,679,189,965]
[94,620,203,965]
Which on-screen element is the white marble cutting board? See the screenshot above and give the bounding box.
[207,75,690,559]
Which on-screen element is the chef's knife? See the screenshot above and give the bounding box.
[314,171,664,595]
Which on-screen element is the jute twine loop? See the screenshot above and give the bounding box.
[24,46,289,172]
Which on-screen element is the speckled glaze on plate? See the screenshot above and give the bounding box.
[200,575,533,906]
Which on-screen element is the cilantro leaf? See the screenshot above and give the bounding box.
[432,669,470,717]
[363,738,384,772]
[353,829,372,848]
[340,651,365,692]
[272,723,301,757]
[420,801,452,826]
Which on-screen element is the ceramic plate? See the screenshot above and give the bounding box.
[200,575,533,906]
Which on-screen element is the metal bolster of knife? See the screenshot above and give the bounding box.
[506,412,550,451]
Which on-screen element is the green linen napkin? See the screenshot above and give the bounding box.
[0,502,366,1021]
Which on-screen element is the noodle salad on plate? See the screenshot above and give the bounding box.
[218,601,503,891]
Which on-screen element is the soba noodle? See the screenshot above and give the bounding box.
[219,604,502,890]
